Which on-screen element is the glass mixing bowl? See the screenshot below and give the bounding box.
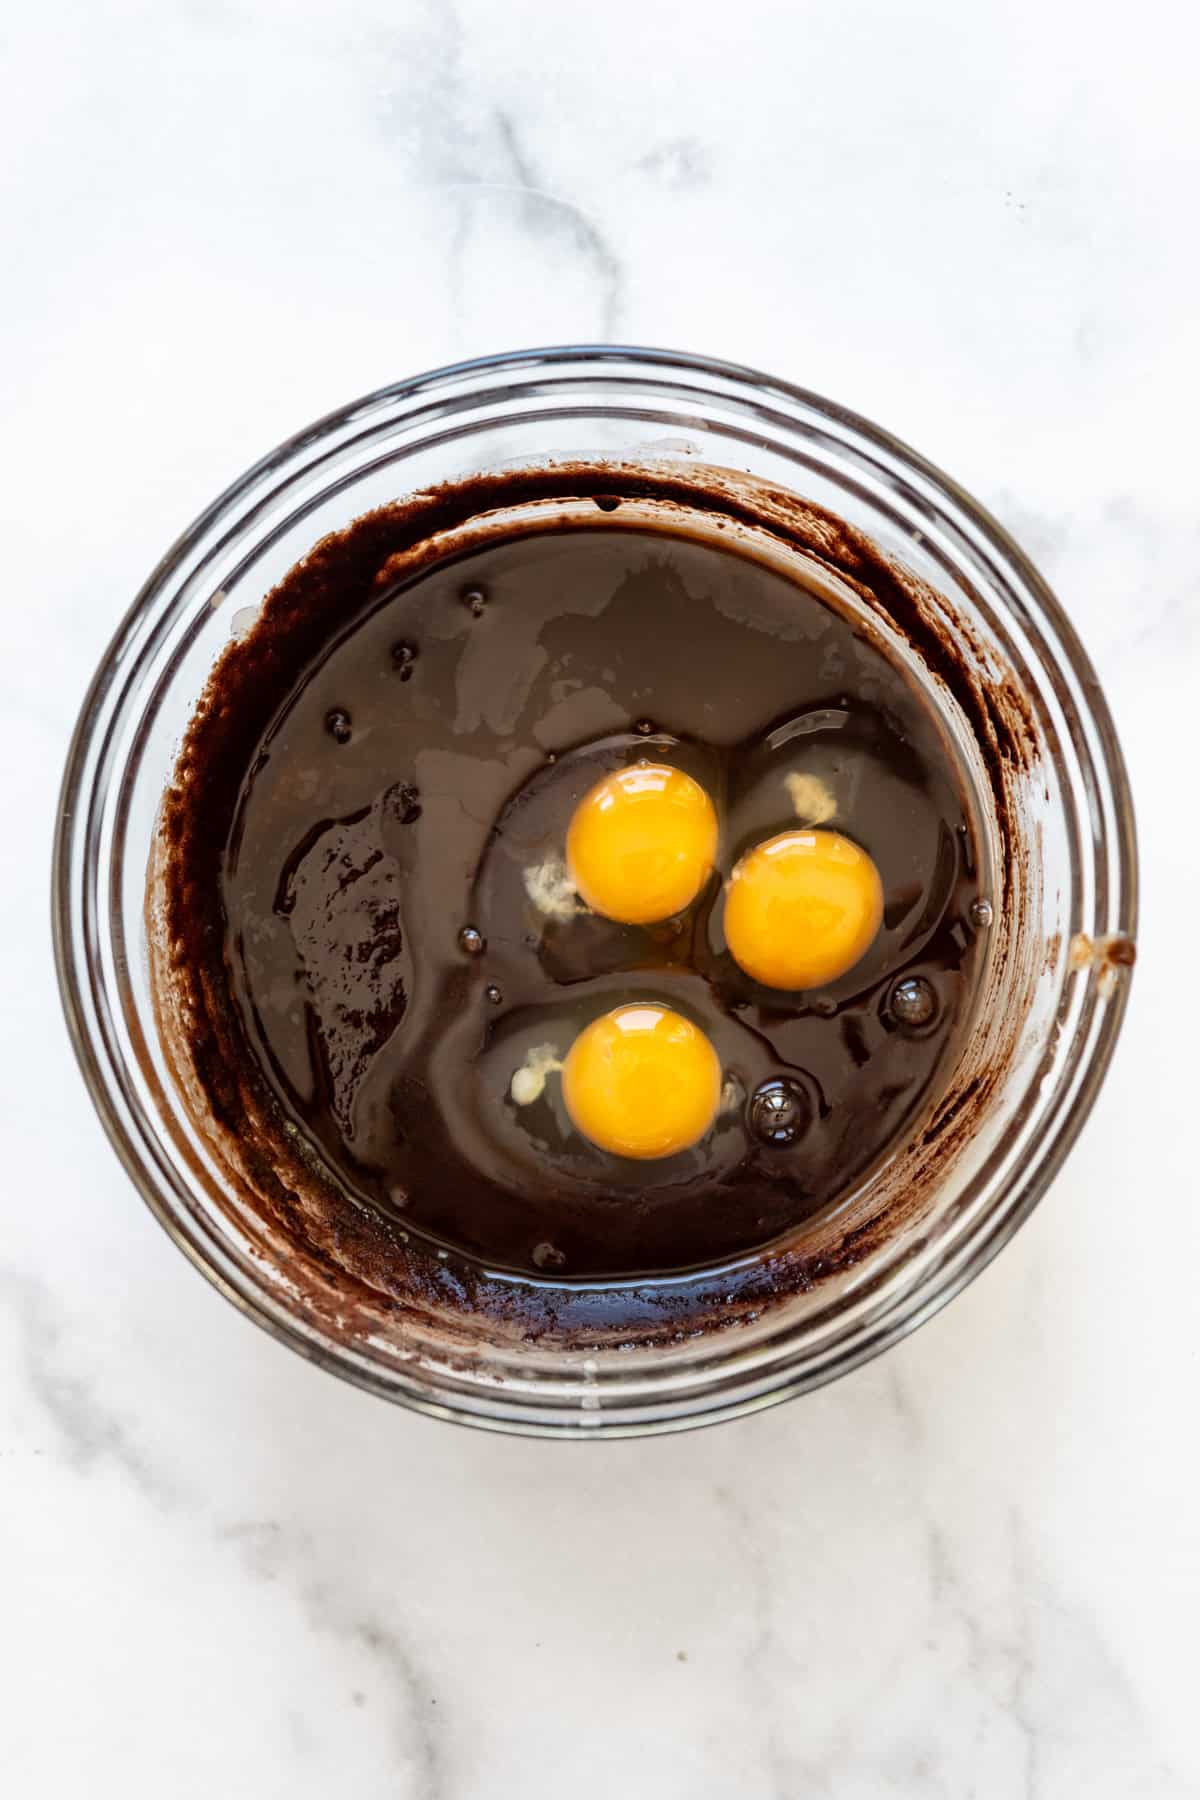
[53,347,1137,1436]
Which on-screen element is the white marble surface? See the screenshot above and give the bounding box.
[2,0,1197,1793]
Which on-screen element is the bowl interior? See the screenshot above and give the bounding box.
[54,348,1136,1435]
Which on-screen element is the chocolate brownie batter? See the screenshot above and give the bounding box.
[155,469,992,1329]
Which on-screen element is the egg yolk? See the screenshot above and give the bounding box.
[562,1003,722,1160]
[724,829,884,990]
[566,764,718,925]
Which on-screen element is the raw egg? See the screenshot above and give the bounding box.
[562,1003,721,1160]
[566,763,717,925]
[724,828,883,990]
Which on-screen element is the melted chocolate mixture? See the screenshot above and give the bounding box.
[169,510,986,1292]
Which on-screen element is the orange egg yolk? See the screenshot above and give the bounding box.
[566,764,718,925]
[724,829,883,990]
[562,1003,722,1160]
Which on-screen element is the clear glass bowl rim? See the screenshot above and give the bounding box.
[52,344,1138,1437]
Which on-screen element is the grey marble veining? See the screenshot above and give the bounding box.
[2,0,1197,1794]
